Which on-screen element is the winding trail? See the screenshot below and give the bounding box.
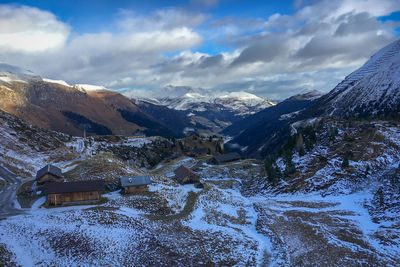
[0,166,30,219]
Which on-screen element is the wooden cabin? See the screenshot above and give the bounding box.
[174,165,200,184]
[42,180,104,206]
[36,164,64,185]
[208,152,241,165]
[120,175,152,194]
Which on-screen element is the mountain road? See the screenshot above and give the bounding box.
[0,166,31,219]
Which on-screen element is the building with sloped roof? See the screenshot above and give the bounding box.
[120,175,152,194]
[208,152,241,165]
[36,164,64,185]
[174,165,200,184]
[42,180,104,206]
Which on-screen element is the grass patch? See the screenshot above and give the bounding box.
[64,153,141,182]
[17,180,40,208]
[115,191,174,216]
[0,243,17,267]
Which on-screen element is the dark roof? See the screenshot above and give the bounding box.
[121,175,152,187]
[174,165,200,180]
[192,148,208,154]
[212,152,241,163]
[42,180,104,194]
[36,164,63,180]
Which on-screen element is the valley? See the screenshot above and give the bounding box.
[0,106,399,265]
[0,14,400,266]
[1,152,399,265]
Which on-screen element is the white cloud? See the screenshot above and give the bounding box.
[118,8,206,32]
[0,1,399,100]
[0,5,69,52]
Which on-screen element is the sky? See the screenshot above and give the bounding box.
[0,0,399,100]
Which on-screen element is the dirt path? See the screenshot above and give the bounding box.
[146,191,200,221]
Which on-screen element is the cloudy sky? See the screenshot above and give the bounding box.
[0,0,399,100]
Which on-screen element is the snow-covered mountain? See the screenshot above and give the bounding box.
[0,63,196,138]
[314,39,400,118]
[0,63,41,84]
[0,63,110,93]
[124,86,276,116]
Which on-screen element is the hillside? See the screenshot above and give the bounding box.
[304,39,400,118]
[0,101,399,265]
[0,65,192,138]
[224,90,323,158]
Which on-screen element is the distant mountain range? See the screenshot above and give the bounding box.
[0,63,276,137]
[0,63,193,138]
[123,86,276,132]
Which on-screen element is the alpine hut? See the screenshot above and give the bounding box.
[173,165,200,184]
[36,164,64,185]
[42,180,104,206]
[121,175,152,194]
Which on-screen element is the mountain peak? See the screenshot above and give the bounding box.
[315,39,400,118]
[123,86,275,116]
[73,84,109,92]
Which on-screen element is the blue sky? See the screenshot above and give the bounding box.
[0,0,400,99]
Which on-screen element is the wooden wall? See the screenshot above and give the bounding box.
[124,185,148,194]
[37,174,63,185]
[47,191,100,205]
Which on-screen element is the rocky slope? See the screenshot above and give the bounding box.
[305,39,400,118]
[0,64,191,138]
[224,90,323,158]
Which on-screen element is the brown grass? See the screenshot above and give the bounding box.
[64,153,141,182]
[0,243,17,266]
[17,180,40,208]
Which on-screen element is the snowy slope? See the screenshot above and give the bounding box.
[0,63,41,84]
[73,84,109,92]
[124,86,275,116]
[43,78,70,87]
[319,39,400,117]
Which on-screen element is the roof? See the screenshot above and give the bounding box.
[174,165,200,180]
[212,152,241,163]
[192,148,208,154]
[42,180,104,194]
[120,175,152,187]
[36,164,63,180]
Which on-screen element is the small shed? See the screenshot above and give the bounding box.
[208,152,241,165]
[42,180,104,206]
[174,165,200,184]
[36,164,64,185]
[121,175,152,194]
